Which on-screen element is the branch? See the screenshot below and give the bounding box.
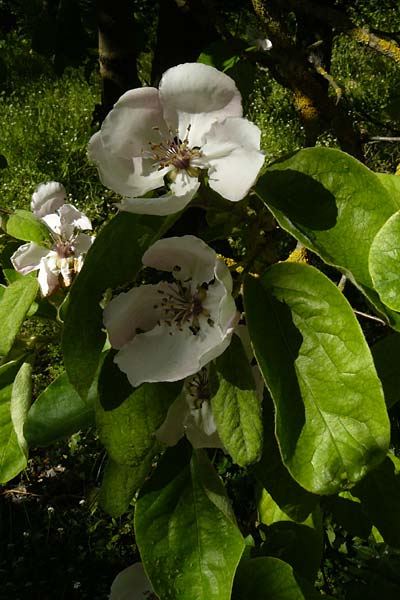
[251,0,364,158]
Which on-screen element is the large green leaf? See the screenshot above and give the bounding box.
[351,454,400,549]
[6,209,53,245]
[372,333,400,408]
[62,212,173,399]
[369,211,400,311]
[0,358,31,483]
[232,557,322,600]
[244,263,390,495]
[135,443,245,600]
[258,488,323,582]
[0,276,39,356]
[24,371,96,447]
[255,147,400,327]
[211,334,263,466]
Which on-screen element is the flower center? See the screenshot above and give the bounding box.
[187,367,210,408]
[53,240,75,258]
[155,275,214,335]
[149,125,202,179]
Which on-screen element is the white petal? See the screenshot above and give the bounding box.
[73,233,94,255]
[115,313,234,387]
[88,132,167,197]
[117,175,199,216]
[109,563,153,600]
[38,253,60,296]
[104,284,165,350]
[101,87,168,158]
[159,63,242,147]
[58,204,92,231]
[115,324,209,386]
[41,213,62,235]
[11,243,49,275]
[155,393,187,446]
[184,400,222,449]
[142,234,216,284]
[31,181,66,218]
[202,117,265,201]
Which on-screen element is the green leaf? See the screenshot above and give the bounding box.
[370,211,400,311]
[0,358,32,484]
[135,442,245,600]
[376,173,400,209]
[24,371,95,448]
[255,147,400,327]
[6,210,53,245]
[372,333,400,408]
[0,276,39,356]
[232,557,322,600]
[96,351,181,466]
[258,489,323,582]
[244,263,390,495]
[99,458,152,517]
[254,395,319,522]
[211,335,263,466]
[62,212,173,399]
[351,454,400,549]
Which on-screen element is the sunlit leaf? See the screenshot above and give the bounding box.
[244,263,390,494]
[135,442,245,600]
[6,209,53,245]
[0,358,32,483]
[0,276,39,357]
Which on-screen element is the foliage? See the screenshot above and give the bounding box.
[2,1,400,599]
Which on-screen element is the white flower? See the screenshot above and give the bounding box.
[110,563,156,600]
[89,62,264,216]
[103,235,239,387]
[11,182,94,296]
[156,367,223,449]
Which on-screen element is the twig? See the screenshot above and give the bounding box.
[353,309,386,325]
[367,136,400,142]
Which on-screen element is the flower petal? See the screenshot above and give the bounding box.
[202,117,265,201]
[11,243,50,275]
[59,204,92,231]
[142,234,216,284]
[100,87,168,158]
[184,400,222,449]
[103,284,165,350]
[73,233,94,255]
[31,181,66,218]
[88,132,168,197]
[155,393,187,446]
[110,562,153,600]
[159,63,243,147]
[117,174,199,216]
[114,325,207,386]
[38,253,60,296]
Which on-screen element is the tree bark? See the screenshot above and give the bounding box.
[96,0,141,121]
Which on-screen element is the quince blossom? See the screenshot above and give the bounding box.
[110,562,156,600]
[89,62,264,216]
[11,182,94,296]
[103,235,238,387]
[156,367,223,449]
